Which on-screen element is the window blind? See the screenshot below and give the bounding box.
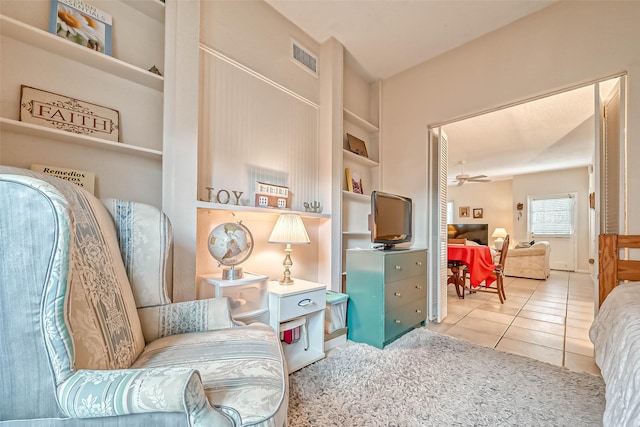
[529,195,574,236]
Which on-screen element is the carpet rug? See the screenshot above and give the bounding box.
[288,328,605,426]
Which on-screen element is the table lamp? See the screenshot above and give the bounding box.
[492,227,508,250]
[268,213,310,285]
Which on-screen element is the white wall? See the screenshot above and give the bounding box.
[513,167,590,272]
[382,1,640,251]
[448,179,513,248]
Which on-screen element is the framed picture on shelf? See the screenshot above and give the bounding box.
[49,0,113,55]
[473,208,483,219]
[347,133,368,158]
[459,206,470,218]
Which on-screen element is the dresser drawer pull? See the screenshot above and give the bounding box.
[395,319,401,324]
[415,309,422,314]
[395,265,402,270]
[394,292,402,297]
[297,298,314,307]
[415,285,423,290]
[416,261,423,266]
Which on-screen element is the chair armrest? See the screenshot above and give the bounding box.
[58,367,233,426]
[138,297,236,342]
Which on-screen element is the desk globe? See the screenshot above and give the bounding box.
[208,221,254,280]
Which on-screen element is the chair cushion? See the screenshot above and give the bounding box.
[132,323,288,427]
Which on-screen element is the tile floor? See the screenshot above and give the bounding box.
[426,270,601,376]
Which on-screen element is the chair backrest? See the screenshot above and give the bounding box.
[497,235,510,267]
[0,167,146,420]
[598,234,640,306]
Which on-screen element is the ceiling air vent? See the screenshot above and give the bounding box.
[291,39,318,77]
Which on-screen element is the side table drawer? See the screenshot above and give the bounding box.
[384,298,427,341]
[384,277,427,311]
[278,289,326,321]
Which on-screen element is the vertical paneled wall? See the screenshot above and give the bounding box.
[198,47,320,212]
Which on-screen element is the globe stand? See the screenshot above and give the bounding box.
[222,265,243,280]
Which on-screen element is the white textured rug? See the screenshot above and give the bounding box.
[289,328,605,426]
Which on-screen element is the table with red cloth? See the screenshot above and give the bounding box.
[447,245,496,288]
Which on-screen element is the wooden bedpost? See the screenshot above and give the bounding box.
[598,234,640,307]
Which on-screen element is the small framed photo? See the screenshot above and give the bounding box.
[473,208,483,219]
[459,206,470,218]
[347,133,368,158]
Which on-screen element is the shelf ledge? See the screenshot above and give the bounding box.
[0,118,162,160]
[0,14,164,91]
[196,201,331,219]
[122,0,165,23]
[343,108,379,133]
[343,149,379,167]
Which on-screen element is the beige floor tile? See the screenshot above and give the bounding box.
[496,337,563,366]
[567,299,594,308]
[517,309,565,325]
[456,317,510,336]
[466,308,515,325]
[566,317,593,329]
[511,317,565,336]
[425,321,453,334]
[529,294,567,304]
[567,310,594,322]
[566,325,592,341]
[477,301,521,316]
[442,310,466,325]
[564,352,601,376]
[503,325,564,350]
[525,299,567,311]
[565,337,595,357]
[444,325,502,348]
[567,303,595,314]
[522,304,566,317]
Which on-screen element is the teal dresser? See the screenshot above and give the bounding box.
[346,248,428,349]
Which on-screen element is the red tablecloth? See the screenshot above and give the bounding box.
[448,245,496,288]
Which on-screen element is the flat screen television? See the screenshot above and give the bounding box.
[447,223,489,246]
[370,191,412,250]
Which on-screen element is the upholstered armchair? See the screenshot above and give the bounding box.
[503,241,551,280]
[0,166,288,425]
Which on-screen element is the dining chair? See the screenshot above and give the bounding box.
[466,235,510,303]
[447,260,465,298]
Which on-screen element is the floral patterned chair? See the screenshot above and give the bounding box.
[0,166,288,426]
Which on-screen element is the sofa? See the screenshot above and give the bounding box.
[0,166,288,426]
[503,241,551,280]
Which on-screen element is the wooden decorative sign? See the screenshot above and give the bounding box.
[20,85,120,142]
[31,163,95,194]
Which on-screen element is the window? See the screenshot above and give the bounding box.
[528,194,575,236]
[446,201,454,224]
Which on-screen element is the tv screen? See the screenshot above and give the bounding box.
[447,223,489,246]
[370,191,412,250]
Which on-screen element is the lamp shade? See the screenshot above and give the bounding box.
[491,228,508,239]
[268,214,310,244]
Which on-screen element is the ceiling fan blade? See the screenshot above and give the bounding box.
[469,178,491,182]
[467,175,487,180]
[456,180,464,186]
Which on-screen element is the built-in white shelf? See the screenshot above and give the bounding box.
[343,108,379,133]
[0,118,163,160]
[0,14,164,91]
[343,149,379,167]
[342,190,370,202]
[196,201,331,219]
[342,231,371,236]
[123,0,165,23]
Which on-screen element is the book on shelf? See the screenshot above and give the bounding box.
[31,163,95,194]
[49,0,113,55]
[345,167,354,192]
[345,167,364,194]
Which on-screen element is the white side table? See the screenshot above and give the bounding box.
[269,279,326,373]
[199,273,269,324]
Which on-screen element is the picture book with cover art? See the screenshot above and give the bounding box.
[49,0,112,55]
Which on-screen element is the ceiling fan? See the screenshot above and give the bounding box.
[453,161,491,186]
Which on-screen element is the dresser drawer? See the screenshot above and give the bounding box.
[384,277,427,311]
[384,251,427,282]
[384,298,427,341]
[277,289,326,322]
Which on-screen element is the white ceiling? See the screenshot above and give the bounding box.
[264,0,612,183]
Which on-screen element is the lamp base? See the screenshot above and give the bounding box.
[494,239,504,251]
[279,276,295,286]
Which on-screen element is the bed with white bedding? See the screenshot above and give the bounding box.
[590,283,640,426]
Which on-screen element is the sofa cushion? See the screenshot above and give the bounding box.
[132,324,288,427]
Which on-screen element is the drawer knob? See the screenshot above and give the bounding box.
[415,309,422,314]
[394,292,402,297]
[416,261,423,266]
[298,298,314,307]
[415,285,423,290]
[395,319,401,324]
[395,265,402,270]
